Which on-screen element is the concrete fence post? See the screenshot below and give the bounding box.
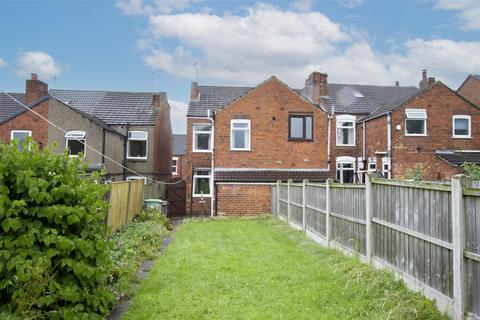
[287,179,292,225]
[452,174,466,320]
[276,180,281,217]
[302,179,308,234]
[326,178,332,245]
[365,173,373,263]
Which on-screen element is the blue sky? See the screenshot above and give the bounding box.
[1,0,479,133]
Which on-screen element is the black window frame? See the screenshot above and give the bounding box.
[288,114,313,141]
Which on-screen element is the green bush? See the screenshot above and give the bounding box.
[462,162,480,179]
[136,208,172,230]
[0,142,114,319]
[404,164,424,181]
[109,211,169,297]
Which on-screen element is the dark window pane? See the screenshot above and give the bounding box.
[343,169,354,183]
[129,140,147,157]
[194,177,210,195]
[290,117,303,138]
[196,133,211,150]
[305,116,312,139]
[67,139,85,156]
[233,130,247,148]
[406,119,425,134]
[454,119,469,136]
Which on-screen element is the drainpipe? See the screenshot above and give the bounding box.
[362,121,366,160]
[123,123,130,180]
[387,113,392,179]
[326,104,335,172]
[207,109,215,218]
[101,128,106,166]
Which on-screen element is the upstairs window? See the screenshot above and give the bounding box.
[231,119,251,150]
[453,115,471,138]
[172,157,178,175]
[127,131,148,159]
[193,124,212,151]
[65,131,86,157]
[405,109,427,136]
[10,130,32,151]
[289,114,313,141]
[336,115,356,146]
[193,169,211,197]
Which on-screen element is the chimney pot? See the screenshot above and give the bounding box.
[304,71,328,104]
[191,82,199,101]
[422,69,427,80]
[152,93,162,113]
[31,73,38,80]
[395,81,399,87]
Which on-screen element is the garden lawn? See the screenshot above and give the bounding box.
[123,217,447,320]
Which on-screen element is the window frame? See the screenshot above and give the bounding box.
[288,114,313,141]
[65,130,86,158]
[405,109,427,136]
[382,157,391,179]
[230,119,251,151]
[452,115,471,138]
[336,156,356,183]
[192,169,212,198]
[367,157,377,171]
[127,131,148,160]
[10,130,32,151]
[192,123,212,152]
[126,176,147,184]
[172,157,179,175]
[336,115,356,146]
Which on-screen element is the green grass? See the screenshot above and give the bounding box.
[123,217,448,320]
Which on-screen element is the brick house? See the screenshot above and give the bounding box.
[172,134,187,179]
[457,74,480,106]
[0,74,172,182]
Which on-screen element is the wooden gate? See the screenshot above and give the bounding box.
[167,179,186,217]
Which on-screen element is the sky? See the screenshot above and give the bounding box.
[0,0,479,134]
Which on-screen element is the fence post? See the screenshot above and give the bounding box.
[326,178,331,245]
[302,179,307,234]
[276,180,281,217]
[287,179,292,225]
[452,174,466,320]
[125,181,132,225]
[365,173,373,263]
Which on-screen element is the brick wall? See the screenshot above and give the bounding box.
[153,100,173,181]
[216,184,272,215]
[458,77,480,106]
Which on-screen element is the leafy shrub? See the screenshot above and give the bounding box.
[462,162,480,179]
[0,143,114,319]
[404,164,424,181]
[109,212,169,298]
[136,208,172,230]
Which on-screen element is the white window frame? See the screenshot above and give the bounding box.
[336,156,356,183]
[452,115,471,138]
[192,124,212,152]
[405,109,427,136]
[65,130,86,158]
[10,130,32,150]
[127,131,148,160]
[192,169,212,197]
[172,157,179,176]
[382,157,391,179]
[126,176,147,184]
[230,119,251,151]
[336,115,356,147]
[367,157,376,171]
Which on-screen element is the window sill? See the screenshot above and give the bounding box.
[127,157,148,161]
[230,148,251,151]
[192,150,212,153]
[193,195,212,198]
[288,139,314,142]
[452,136,472,139]
[405,134,428,137]
[336,144,356,147]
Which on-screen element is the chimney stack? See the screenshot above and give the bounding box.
[191,82,199,101]
[304,71,328,104]
[26,73,48,104]
[419,69,435,90]
[152,93,162,114]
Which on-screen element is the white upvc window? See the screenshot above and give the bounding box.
[126,176,147,184]
[193,124,212,152]
[405,109,427,136]
[65,130,86,157]
[193,169,212,197]
[172,157,178,175]
[367,157,376,171]
[10,130,32,151]
[452,115,471,138]
[230,119,251,151]
[336,115,356,146]
[336,156,356,183]
[382,157,391,179]
[127,131,148,160]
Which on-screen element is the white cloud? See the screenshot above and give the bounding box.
[16,51,62,79]
[338,0,363,9]
[0,58,6,68]
[290,0,313,12]
[116,0,198,15]
[131,3,479,89]
[169,99,188,133]
[434,0,480,30]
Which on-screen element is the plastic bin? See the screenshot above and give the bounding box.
[144,199,168,215]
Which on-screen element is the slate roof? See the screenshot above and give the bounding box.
[0,93,50,124]
[436,150,480,166]
[50,89,167,126]
[214,168,330,182]
[187,82,418,117]
[173,134,187,155]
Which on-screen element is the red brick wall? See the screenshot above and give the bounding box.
[216,184,272,215]
[153,101,173,181]
[173,154,187,179]
[0,100,49,148]
[458,77,480,106]
[358,115,388,169]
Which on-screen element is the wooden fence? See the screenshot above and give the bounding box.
[272,175,480,320]
[106,179,144,232]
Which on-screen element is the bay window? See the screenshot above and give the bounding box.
[231,119,251,150]
[405,109,427,136]
[336,115,355,146]
[193,124,212,151]
[65,130,86,157]
[452,115,471,138]
[127,131,148,159]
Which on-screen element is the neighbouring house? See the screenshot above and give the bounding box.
[457,74,480,106]
[360,70,480,181]
[0,74,173,182]
[172,134,187,179]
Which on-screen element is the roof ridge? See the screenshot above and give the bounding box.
[50,88,166,94]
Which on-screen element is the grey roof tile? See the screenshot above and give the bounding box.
[214,169,330,182]
[187,86,251,117]
[0,93,26,123]
[436,150,480,166]
[173,134,187,155]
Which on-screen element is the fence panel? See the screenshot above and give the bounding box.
[289,184,303,226]
[271,185,277,215]
[305,184,327,236]
[472,180,480,189]
[465,194,480,317]
[278,184,288,220]
[107,180,144,232]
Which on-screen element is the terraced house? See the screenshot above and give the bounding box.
[0,74,172,182]
[186,71,480,216]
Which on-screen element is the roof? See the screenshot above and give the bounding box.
[187,81,418,117]
[214,168,330,182]
[173,134,187,155]
[0,93,50,124]
[435,150,480,166]
[457,74,480,92]
[50,89,167,126]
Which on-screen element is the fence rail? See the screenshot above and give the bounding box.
[273,176,480,320]
[106,179,144,232]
